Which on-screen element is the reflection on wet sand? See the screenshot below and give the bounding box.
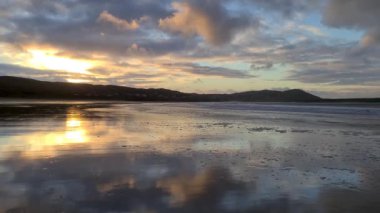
[65,109,87,143]
[0,102,380,212]
[37,108,88,146]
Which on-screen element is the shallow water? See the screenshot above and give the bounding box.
[0,101,380,212]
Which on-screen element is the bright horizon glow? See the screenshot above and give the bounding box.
[28,49,93,74]
[67,119,82,128]
[67,78,92,83]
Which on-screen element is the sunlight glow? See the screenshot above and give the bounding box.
[65,130,87,143]
[34,116,89,146]
[66,78,92,83]
[63,111,88,144]
[28,49,93,74]
[67,119,81,128]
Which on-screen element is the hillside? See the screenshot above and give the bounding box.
[0,76,323,102]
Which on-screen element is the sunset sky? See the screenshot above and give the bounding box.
[0,0,379,98]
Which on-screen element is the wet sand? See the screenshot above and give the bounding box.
[0,101,380,212]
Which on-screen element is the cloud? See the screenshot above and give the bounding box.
[165,63,255,78]
[288,68,380,85]
[287,60,380,85]
[297,24,326,37]
[0,63,167,87]
[242,0,320,17]
[323,0,380,46]
[361,30,380,47]
[0,0,176,57]
[98,11,139,31]
[0,63,91,82]
[251,62,274,70]
[0,0,379,97]
[159,0,254,45]
[0,63,49,75]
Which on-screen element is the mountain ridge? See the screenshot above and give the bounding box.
[0,76,374,102]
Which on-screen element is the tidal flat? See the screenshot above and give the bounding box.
[0,101,380,212]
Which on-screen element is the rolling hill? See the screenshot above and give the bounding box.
[0,76,326,102]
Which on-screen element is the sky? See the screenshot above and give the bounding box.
[0,0,379,98]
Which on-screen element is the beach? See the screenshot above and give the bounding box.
[1,101,380,212]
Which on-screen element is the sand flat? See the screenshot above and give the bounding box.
[0,101,379,212]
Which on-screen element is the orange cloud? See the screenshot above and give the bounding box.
[159,1,250,45]
[98,11,139,31]
[159,2,218,44]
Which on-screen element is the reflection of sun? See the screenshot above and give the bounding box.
[28,49,93,74]
[67,119,81,128]
[65,130,87,143]
[17,109,91,158]
[63,110,88,144]
[38,110,89,146]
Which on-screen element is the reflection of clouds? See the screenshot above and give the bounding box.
[157,168,222,206]
[318,188,380,213]
[3,149,377,212]
[0,165,27,212]
[97,176,136,193]
[0,151,250,212]
[0,102,380,212]
[0,152,189,212]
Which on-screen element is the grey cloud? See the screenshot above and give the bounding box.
[242,0,320,17]
[0,0,177,56]
[241,37,380,86]
[0,63,163,87]
[288,68,380,84]
[90,66,161,79]
[251,62,274,70]
[323,0,380,46]
[264,39,356,64]
[309,88,380,99]
[287,70,380,85]
[0,63,57,76]
[159,0,255,45]
[0,63,89,82]
[166,63,255,78]
[287,61,380,85]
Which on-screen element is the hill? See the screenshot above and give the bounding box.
[0,76,323,102]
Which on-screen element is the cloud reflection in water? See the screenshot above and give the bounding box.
[0,102,379,212]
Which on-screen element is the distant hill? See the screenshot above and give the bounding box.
[0,75,328,102]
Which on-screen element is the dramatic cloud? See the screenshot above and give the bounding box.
[0,0,379,97]
[0,0,175,56]
[98,11,140,31]
[323,0,380,46]
[159,0,253,45]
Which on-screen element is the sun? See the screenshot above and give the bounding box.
[28,49,94,74]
